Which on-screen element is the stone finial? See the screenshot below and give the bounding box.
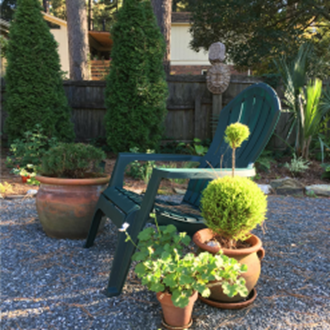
[208,42,226,64]
[206,63,231,94]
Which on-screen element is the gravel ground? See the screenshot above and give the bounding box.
[1,196,330,330]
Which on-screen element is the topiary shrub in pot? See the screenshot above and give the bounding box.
[120,221,248,329]
[36,143,110,239]
[193,123,267,307]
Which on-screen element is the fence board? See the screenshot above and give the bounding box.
[1,75,307,149]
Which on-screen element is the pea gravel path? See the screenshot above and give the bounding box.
[1,196,330,330]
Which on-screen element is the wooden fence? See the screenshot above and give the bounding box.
[1,75,293,149]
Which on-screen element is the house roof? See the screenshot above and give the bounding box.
[42,12,67,27]
[171,12,191,23]
[89,31,113,51]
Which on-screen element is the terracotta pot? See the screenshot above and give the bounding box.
[156,291,197,329]
[193,228,265,303]
[21,175,31,183]
[36,175,110,239]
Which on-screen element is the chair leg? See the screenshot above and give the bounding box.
[105,211,140,297]
[84,208,105,248]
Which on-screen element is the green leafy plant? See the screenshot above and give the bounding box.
[177,138,209,156]
[105,0,168,152]
[284,154,310,175]
[5,124,58,170]
[120,222,248,308]
[0,36,8,59]
[40,143,106,179]
[306,190,318,198]
[90,136,112,153]
[11,164,40,185]
[275,44,330,160]
[224,122,250,177]
[4,0,75,143]
[125,147,156,184]
[321,163,330,179]
[255,150,276,173]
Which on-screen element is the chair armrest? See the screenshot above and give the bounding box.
[109,153,203,188]
[151,166,256,180]
[135,165,255,231]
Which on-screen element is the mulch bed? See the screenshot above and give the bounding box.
[253,156,328,186]
[1,146,329,197]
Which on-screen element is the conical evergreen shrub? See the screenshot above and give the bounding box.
[105,0,168,152]
[4,0,75,143]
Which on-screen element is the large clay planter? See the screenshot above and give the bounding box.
[156,291,198,329]
[36,175,110,239]
[193,228,265,303]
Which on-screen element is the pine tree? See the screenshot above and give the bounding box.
[105,0,168,152]
[4,0,75,143]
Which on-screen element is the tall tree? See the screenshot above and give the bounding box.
[66,0,90,80]
[50,0,67,20]
[4,0,75,142]
[91,0,122,31]
[151,0,172,74]
[105,0,168,152]
[0,0,17,21]
[42,0,49,12]
[189,0,330,74]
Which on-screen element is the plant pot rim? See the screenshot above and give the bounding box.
[35,175,110,186]
[156,290,198,306]
[192,228,262,257]
[198,288,257,310]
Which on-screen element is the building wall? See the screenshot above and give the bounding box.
[50,26,70,79]
[170,23,209,67]
[169,23,248,76]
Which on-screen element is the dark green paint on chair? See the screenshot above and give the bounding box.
[84,82,281,298]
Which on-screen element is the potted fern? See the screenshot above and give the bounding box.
[120,221,248,329]
[193,123,267,308]
[36,143,109,239]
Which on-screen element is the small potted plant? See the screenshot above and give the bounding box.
[193,123,267,308]
[36,143,109,239]
[120,221,248,329]
[12,164,39,184]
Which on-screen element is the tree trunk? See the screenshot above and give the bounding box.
[42,0,49,13]
[232,147,236,177]
[66,0,90,81]
[151,0,172,75]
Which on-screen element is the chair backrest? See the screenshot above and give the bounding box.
[183,82,281,207]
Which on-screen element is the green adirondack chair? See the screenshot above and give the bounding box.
[84,82,281,297]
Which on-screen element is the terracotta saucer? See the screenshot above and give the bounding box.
[161,318,193,330]
[198,288,257,310]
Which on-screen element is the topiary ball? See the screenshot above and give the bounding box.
[201,176,267,242]
[224,123,250,149]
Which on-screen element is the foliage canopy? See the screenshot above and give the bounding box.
[105,0,168,152]
[4,0,75,142]
[189,0,330,74]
